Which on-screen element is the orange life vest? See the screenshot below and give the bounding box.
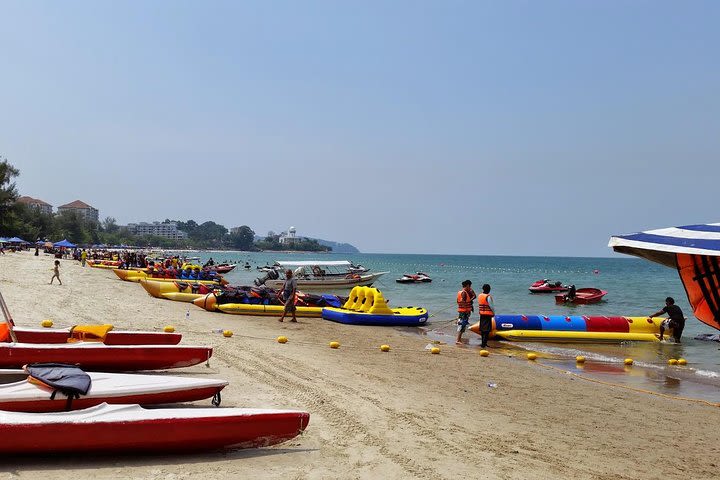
[457,290,473,313]
[478,293,494,316]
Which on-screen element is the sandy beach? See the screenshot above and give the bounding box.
[0,251,718,480]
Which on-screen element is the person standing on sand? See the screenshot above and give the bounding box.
[278,269,298,323]
[80,249,87,267]
[455,280,476,344]
[648,297,685,342]
[477,284,495,348]
[49,260,62,285]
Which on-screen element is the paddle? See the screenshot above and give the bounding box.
[0,290,19,343]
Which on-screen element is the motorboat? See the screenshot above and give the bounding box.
[0,403,310,453]
[215,263,237,273]
[396,272,432,284]
[256,261,387,290]
[555,288,607,304]
[529,279,569,293]
[0,366,228,412]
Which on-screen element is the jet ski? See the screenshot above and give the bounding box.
[396,272,432,284]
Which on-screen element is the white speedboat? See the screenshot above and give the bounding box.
[256,261,387,290]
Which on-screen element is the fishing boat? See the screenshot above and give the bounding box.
[528,279,569,293]
[470,315,669,343]
[0,343,212,371]
[0,403,310,453]
[396,272,432,284]
[256,261,387,290]
[321,286,428,326]
[555,287,607,304]
[0,367,228,412]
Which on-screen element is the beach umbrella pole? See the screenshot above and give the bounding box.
[0,290,19,343]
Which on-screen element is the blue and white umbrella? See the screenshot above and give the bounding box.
[609,223,720,331]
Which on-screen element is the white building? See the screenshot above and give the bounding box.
[279,226,299,244]
[57,200,99,223]
[17,196,53,215]
[127,222,187,240]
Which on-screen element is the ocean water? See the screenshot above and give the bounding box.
[184,251,720,401]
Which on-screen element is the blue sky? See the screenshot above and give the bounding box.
[2,1,718,255]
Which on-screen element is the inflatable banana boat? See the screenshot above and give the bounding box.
[113,269,225,285]
[469,315,670,343]
[140,279,218,302]
[192,290,344,318]
[321,286,428,326]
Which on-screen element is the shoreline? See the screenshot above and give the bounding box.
[1,251,719,479]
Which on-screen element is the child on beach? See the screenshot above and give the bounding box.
[456,280,476,344]
[49,260,62,285]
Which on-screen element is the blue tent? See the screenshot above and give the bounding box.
[54,239,77,248]
[7,237,28,243]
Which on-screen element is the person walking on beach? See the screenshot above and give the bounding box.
[477,284,495,348]
[455,280,476,344]
[49,260,62,285]
[80,249,87,267]
[649,297,685,342]
[278,269,297,323]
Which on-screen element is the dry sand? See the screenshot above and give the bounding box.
[0,251,719,479]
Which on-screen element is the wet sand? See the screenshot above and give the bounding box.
[1,251,719,479]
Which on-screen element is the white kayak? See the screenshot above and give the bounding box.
[0,369,228,412]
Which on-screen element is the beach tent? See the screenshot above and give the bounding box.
[609,222,720,331]
[35,240,45,245]
[54,239,77,248]
[7,237,28,243]
[0,238,7,243]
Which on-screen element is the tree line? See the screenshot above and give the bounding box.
[0,159,329,252]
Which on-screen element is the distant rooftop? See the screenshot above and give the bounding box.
[58,200,95,209]
[17,196,52,206]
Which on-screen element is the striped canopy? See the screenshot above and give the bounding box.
[609,223,720,331]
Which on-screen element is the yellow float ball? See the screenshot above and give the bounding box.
[624,358,633,365]
[527,353,537,361]
[479,350,490,357]
[41,319,53,328]
[677,358,687,366]
[380,344,391,352]
[277,336,288,344]
[430,347,441,354]
[163,325,175,333]
[575,355,586,363]
[223,330,233,338]
[329,341,340,349]
[668,358,678,365]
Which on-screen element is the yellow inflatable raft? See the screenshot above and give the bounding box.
[192,293,323,317]
[113,269,225,285]
[140,279,217,303]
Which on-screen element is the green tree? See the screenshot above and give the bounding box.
[229,225,256,250]
[0,158,20,235]
[54,211,87,243]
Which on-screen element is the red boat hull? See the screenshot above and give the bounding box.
[0,385,224,413]
[0,344,212,371]
[0,411,310,453]
[13,328,182,345]
[555,288,607,304]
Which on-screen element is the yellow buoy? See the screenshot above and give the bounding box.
[575,355,586,363]
[479,350,489,357]
[668,358,678,365]
[380,344,390,352]
[527,353,537,361]
[624,358,633,365]
[163,325,175,333]
[41,319,53,328]
[223,330,233,338]
[677,358,687,366]
[329,341,340,349]
[430,347,441,354]
[277,336,288,344]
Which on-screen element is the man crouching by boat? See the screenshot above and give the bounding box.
[649,297,685,342]
[278,269,298,323]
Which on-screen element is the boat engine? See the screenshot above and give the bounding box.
[254,268,279,286]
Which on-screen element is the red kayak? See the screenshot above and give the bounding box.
[529,279,569,293]
[555,288,607,304]
[0,343,212,371]
[12,327,182,345]
[0,403,310,453]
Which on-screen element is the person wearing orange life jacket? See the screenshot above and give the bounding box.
[477,284,495,348]
[456,280,477,344]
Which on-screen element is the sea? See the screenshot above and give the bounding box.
[179,251,720,402]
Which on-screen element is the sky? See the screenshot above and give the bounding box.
[1,1,718,256]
